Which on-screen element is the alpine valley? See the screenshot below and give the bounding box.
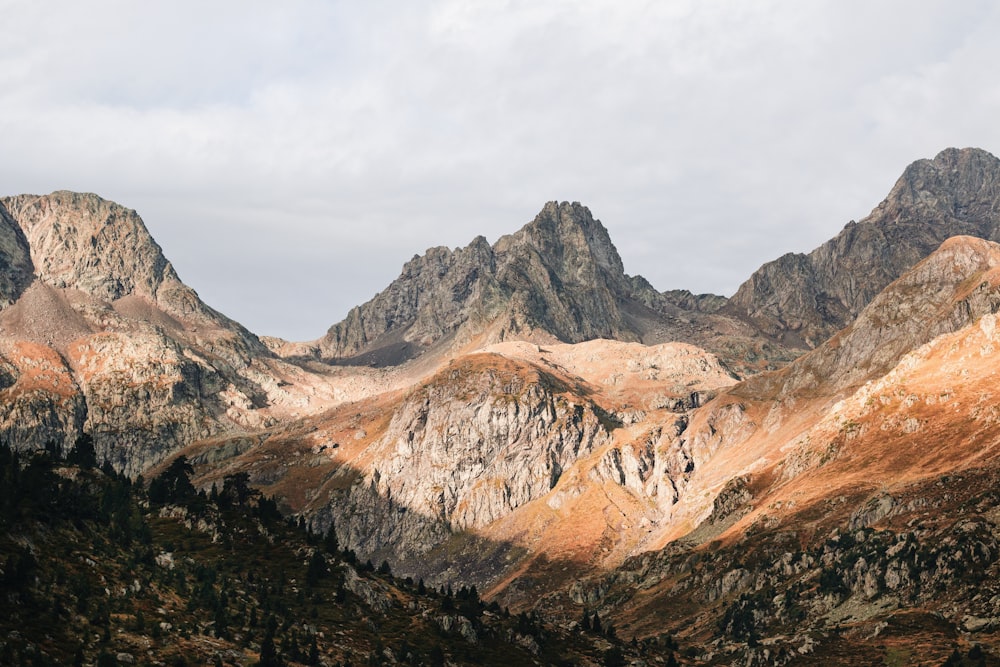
[4,148,1000,666]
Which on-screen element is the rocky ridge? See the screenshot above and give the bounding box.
[317,201,774,373]
[318,201,647,362]
[533,235,1000,663]
[728,147,1000,348]
[317,148,1000,376]
[5,149,1000,663]
[0,192,344,475]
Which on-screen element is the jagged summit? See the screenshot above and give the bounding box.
[317,201,664,364]
[727,147,1000,349]
[0,191,258,338]
[888,147,1000,212]
[316,148,1000,371]
[0,191,331,475]
[504,200,627,281]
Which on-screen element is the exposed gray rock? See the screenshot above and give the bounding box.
[735,235,1000,401]
[317,202,768,371]
[729,147,1000,349]
[310,356,611,581]
[0,203,33,308]
[0,192,307,474]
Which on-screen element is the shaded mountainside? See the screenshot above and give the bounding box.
[0,447,655,667]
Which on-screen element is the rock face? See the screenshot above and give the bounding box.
[319,149,1000,373]
[9,151,1000,660]
[1,191,262,339]
[0,192,325,475]
[318,201,768,369]
[319,202,645,362]
[735,235,1000,401]
[563,239,1000,662]
[0,206,33,307]
[309,354,613,573]
[728,147,1000,348]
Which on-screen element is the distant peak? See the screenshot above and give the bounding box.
[902,146,1000,177]
[533,201,598,227]
[885,146,1000,212]
[931,146,1000,166]
[514,201,625,278]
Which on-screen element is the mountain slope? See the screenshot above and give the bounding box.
[6,149,1000,663]
[317,201,770,372]
[0,193,345,475]
[544,235,1000,663]
[316,148,1000,377]
[728,147,1000,348]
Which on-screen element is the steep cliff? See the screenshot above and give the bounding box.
[0,205,33,307]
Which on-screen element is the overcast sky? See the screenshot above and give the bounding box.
[2,1,999,341]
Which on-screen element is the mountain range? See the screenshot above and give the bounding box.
[4,147,1000,664]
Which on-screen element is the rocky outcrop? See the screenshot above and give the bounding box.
[1,192,264,346]
[1,192,181,306]
[0,192,327,475]
[317,202,769,369]
[729,147,1000,348]
[0,341,86,451]
[735,235,1000,400]
[310,354,611,574]
[0,205,33,307]
[318,202,648,362]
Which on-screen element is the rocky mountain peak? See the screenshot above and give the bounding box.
[880,146,1000,220]
[503,201,626,280]
[0,191,180,305]
[728,147,1000,350]
[0,191,264,340]
[318,201,656,363]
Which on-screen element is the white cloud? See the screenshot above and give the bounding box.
[1,0,999,339]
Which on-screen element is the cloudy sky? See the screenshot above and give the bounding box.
[2,1,999,340]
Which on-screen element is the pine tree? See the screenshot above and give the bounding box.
[66,434,97,469]
[259,626,282,667]
[308,635,320,666]
[323,523,339,554]
[306,551,327,587]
